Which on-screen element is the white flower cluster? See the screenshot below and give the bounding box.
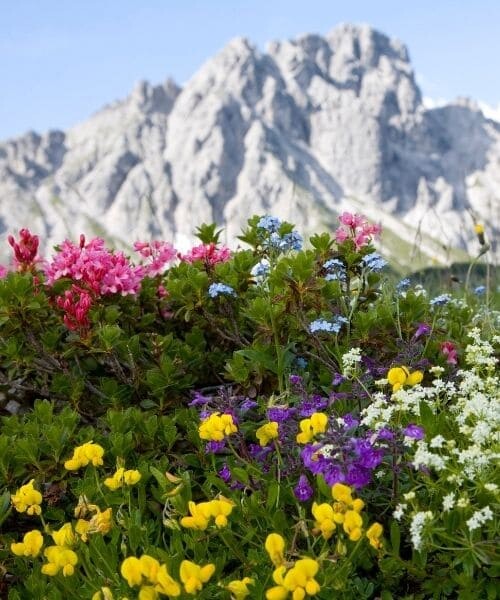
[412,441,447,471]
[464,328,498,369]
[442,492,455,512]
[466,506,494,531]
[341,347,362,378]
[410,511,433,551]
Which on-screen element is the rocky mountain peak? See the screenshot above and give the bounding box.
[0,24,497,267]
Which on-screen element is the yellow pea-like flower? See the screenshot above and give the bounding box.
[366,522,384,549]
[256,422,279,446]
[265,533,286,567]
[179,560,215,595]
[11,529,44,557]
[11,479,43,516]
[225,577,254,599]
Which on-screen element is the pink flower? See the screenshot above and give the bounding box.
[44,237,143,296]
[0,265,8,279]
[334,213,382,250]
[55,286,93,332]
[8,228,41,271]
[440,341,458,365]
[180,243,231,267]
[134,240,177,277]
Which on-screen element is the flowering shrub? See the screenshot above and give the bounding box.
[0,214,498,598]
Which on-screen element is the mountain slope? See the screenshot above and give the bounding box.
[0,24,498,268]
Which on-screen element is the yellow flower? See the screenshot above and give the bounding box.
[296,413,328,444]
[474,223,485,235]
[343,510,363,541]
[256,422,279,446]
[104,468,142,490]
[11,529,44,557]
[41,545,78,576]
[91,587,114,600]
[121,554,180,597]
[51,523,75,547]
[311,502,336,540]
[331,483,353,505]
[387,367,423,392]
[11,479,43,515]
[180,500,212,530]
[265,533,286,567]
[154,563,181,596]
[207,497,235,528]
[266,559,320,600]
[76,507,112,541]
[366,522,384,549]
[179,560,215,595]
[121,556,144,587]
[138,587,157,600]
[64,441,104,470]
[198,413,238,441]
[225,577,254,599]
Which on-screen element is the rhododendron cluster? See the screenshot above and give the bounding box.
[179,242,231,267]
[44,236,143,296]
[335,212,382,249]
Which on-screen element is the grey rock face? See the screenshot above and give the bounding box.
[0,24,498,266]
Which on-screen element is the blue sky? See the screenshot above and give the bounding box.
[1,0,499,140]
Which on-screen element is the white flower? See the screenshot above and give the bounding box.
[410,511,433,551]
[484,483,498,493]
[457,497,470,508]
[430,435,446,449]
[442,493,455,512]
[341,347,362,378]
[412,441,446,471]
[403,492,416,501]
[393,503,407,521]
[466,506,494,531]
[429,365,445,377]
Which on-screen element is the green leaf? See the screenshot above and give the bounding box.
[390,520,401,555]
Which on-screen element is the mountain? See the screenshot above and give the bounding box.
[1,23,498,270]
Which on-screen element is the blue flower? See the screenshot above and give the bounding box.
[250,259,271,278]
[208,283,236,298]
[474,285,486,295]
[257,215,282,233]
[309,316,348,334]
[396,278,411,292]
[362,252,387,272]
[280,231,303,251]
[430,293,452,307]
[323,258,346,281]
[295,357,308,369]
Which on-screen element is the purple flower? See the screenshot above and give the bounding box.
[414,323,431,339]
[267,407,295,422]
[218,463,231,483]
[323,464,345,486]
[403,424,425,440]
[377,427,395,441]
[248,443,274,463]
[299,395,328,417]
[343,414,359,429]
[205,440,226,454]
[301,444,327,475]
[189,391,210,407]
[345,465,371,488]
[332,373,345,386]
[289,374,302,385]
[240,399,258,412]
[294,475,314,502]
